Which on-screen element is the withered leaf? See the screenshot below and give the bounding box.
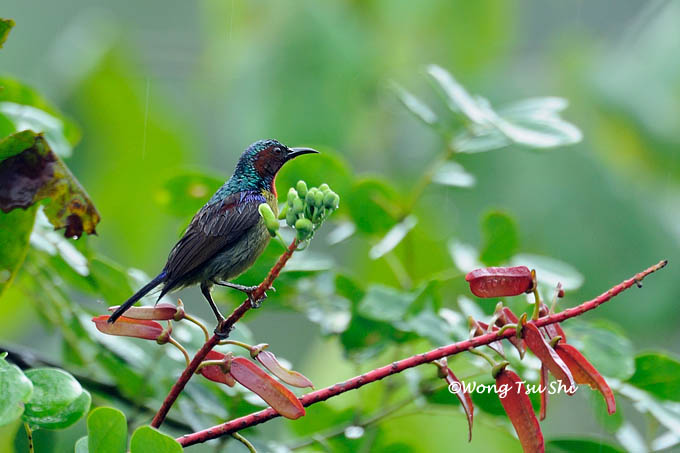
[0,130,99,238]
[0,18,14,48]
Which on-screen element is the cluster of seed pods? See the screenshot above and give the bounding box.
[92,301,313,420]
[437,266,617,453]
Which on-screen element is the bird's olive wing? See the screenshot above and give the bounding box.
[162,191,266,289]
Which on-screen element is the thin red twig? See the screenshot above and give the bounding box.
[176,259,667,447]
[151,239,299,428]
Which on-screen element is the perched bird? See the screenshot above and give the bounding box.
[108,139,318,327]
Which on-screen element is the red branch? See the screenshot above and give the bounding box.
[176,259,667,447]
[151,239,299,428]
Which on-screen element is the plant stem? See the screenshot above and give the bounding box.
[231,433,257,453]
[167,337,190,366]
[531,288,542,320]
[175,259,667,447]
[24,422,34,453]
[183,314,210,342]
[218,339,252,351]
[151,239,299,429]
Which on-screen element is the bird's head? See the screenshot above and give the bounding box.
[234,139,318,191]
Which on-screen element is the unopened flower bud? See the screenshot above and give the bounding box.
[278,202,289,220]
[296,180,308,198]
[323,191,339,210]
[292,197,304,215]
[258,203,279,236]
[286,210,297,227]
[312,189,324,208]
[319,183,330,193]
[295,218,314,240]
[287,188,299,207]
[304,189,316,207]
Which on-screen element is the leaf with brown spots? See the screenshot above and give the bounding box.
[0,130,99,238]
[0,18,14,48]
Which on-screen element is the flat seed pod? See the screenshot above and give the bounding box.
[522,323,576,395]
[230,357,305,420]
[496,368,544,453]
[465,266,533,298]
[554,343,616,415]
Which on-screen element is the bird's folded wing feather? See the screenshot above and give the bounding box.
[162,191,266,289]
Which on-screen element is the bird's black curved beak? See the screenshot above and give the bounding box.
[287,147,319,159]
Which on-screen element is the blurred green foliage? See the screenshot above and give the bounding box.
[1,1,680,452]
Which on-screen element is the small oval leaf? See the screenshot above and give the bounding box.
[23,368,83,417]
[23,390,91,429]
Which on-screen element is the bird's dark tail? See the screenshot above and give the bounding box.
[108,272,166,324]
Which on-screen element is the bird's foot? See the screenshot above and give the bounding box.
[248,290,267,309]
[214,322,233,339]
[215,281,274,308]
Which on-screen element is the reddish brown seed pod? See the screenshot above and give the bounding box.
[522,323,576,395]
[495,367,545,453]
[435,359,474,442]
[554,343,616,415]
[539,364,549,421]
[230,357,305,420]
[465,266,534,298]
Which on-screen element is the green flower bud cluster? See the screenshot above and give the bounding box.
[279,180,340,241]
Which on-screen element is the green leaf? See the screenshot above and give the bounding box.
[431,161,475,188]
[23,368,83,418]
[0,102,74,157]
[75,436,89,453]
[627,352,680,401]
[87,407,127,453]
[427,64,487,124]
[155,171,223,218]
[511,253,583,290]
[0,130,100,238]
[0,354,33,426]
[0,18,14,48]
[546,438,624,453]
[394,308,452,346]
[479,210,518,266]
[358,285,417,322]
[0,205,36,297]
[392,83,437,125]
[130,426,182,453]
[565,320,634,380]
[347,177,400,235]
[0,77,81,146]
[23,390,90,429]
[369,215,417,259]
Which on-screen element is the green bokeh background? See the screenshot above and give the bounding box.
[1,1,679,452]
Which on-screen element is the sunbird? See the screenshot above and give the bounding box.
[108,139,318,326]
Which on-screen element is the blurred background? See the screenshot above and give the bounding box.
[1,0,679,452]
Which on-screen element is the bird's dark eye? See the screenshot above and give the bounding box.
[273,146,283,154]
